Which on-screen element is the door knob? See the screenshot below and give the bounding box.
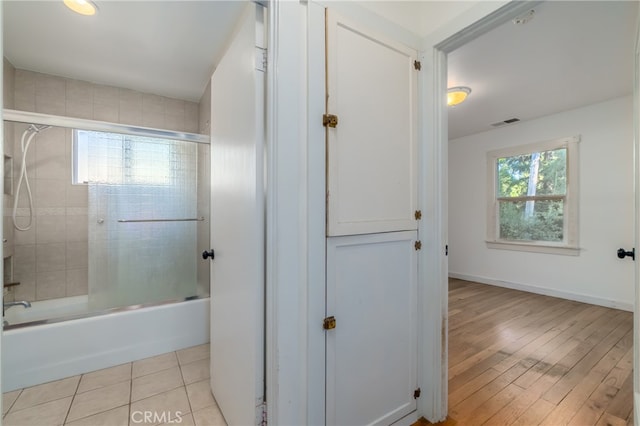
[617,248,635,260]
[202,249,215,260]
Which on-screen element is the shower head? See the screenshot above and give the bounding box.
[27,124,51,133]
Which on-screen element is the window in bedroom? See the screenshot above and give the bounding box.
[486,136,579,255]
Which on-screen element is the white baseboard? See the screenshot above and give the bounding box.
[449,272,633,312]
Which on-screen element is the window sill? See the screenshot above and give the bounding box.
[485,241,580,256]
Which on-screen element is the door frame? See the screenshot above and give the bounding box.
[420,1,545,421]
[633,4,640,423]
[425,1,640,423]
[418,1,541,422]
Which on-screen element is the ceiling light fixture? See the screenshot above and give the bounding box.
[64,0,98,16]
[513,9,535,25]
[447,86,471,107]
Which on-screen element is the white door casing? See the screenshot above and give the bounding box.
[633,4,640,422]
[326,10,418,237]
[209,3,266,425]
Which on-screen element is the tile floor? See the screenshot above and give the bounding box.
[1,343,227,426]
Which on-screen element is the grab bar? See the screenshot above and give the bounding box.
[117,217,205,223]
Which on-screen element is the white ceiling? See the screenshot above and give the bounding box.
[447,1,637,140]
[3,0,637,134]
[3,1,247,102]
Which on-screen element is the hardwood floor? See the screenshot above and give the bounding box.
[445,278,633,426]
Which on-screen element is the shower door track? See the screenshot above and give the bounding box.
[3,109,210,144]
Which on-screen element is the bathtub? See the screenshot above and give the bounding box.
[2,297,209,391]
[4,295,91,326]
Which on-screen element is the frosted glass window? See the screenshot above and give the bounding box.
[73,130,177,186]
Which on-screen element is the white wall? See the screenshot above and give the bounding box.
[449,95,634,310]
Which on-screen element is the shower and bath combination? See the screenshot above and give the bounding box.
[1,109,210,392]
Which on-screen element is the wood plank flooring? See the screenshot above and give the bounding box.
[445,278,633,426]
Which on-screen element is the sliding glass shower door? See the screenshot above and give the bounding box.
[85,131,202,309]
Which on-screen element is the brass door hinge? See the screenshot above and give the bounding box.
[414,388,421,399]
[414,241,422,251]
[413,60,421,71]
[323,316,336,330]
[323,114,338,128]
[414,210,422,220]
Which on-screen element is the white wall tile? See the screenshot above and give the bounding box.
[119,89,143,126]
[36,270,67,300]
[13,244,35,275]
[34,129,68,180]
[93,85,119,107]
[142,110,165,129]
[5,127,15,167]
[14,225,36,246]
[14,69,36,112]
[12,272,36,303]
[35,179,67,208]
[66,214,87,242]
[66,80,93,104]
[93,104,119,123]
[35,96,66,116]
[66,183,88,207]
[36,243,66,272]
[66,241,88,269]
[35,73,65,99]
[165,98,185,117]
[197,82,211,135]
[66,268,88,297]
[4,58,16,108]
[165,115,185,133]
[143,94,166,128]
[36,215,66,244]
[66,100,93,120]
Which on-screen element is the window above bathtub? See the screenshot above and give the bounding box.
[72,129,184,186]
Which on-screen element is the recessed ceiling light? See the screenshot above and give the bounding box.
[447,87,471,107]
[64,0,98,16]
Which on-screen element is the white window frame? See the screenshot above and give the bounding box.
[486,135,580,255]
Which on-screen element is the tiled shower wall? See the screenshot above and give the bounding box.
[5,62,202,302]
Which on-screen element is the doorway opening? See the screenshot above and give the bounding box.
[440,1,637,424]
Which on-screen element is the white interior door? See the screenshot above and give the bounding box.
[209,4,265,425]
[324,9,419,425]
[326,231,418,425]
[326,10,418,237]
